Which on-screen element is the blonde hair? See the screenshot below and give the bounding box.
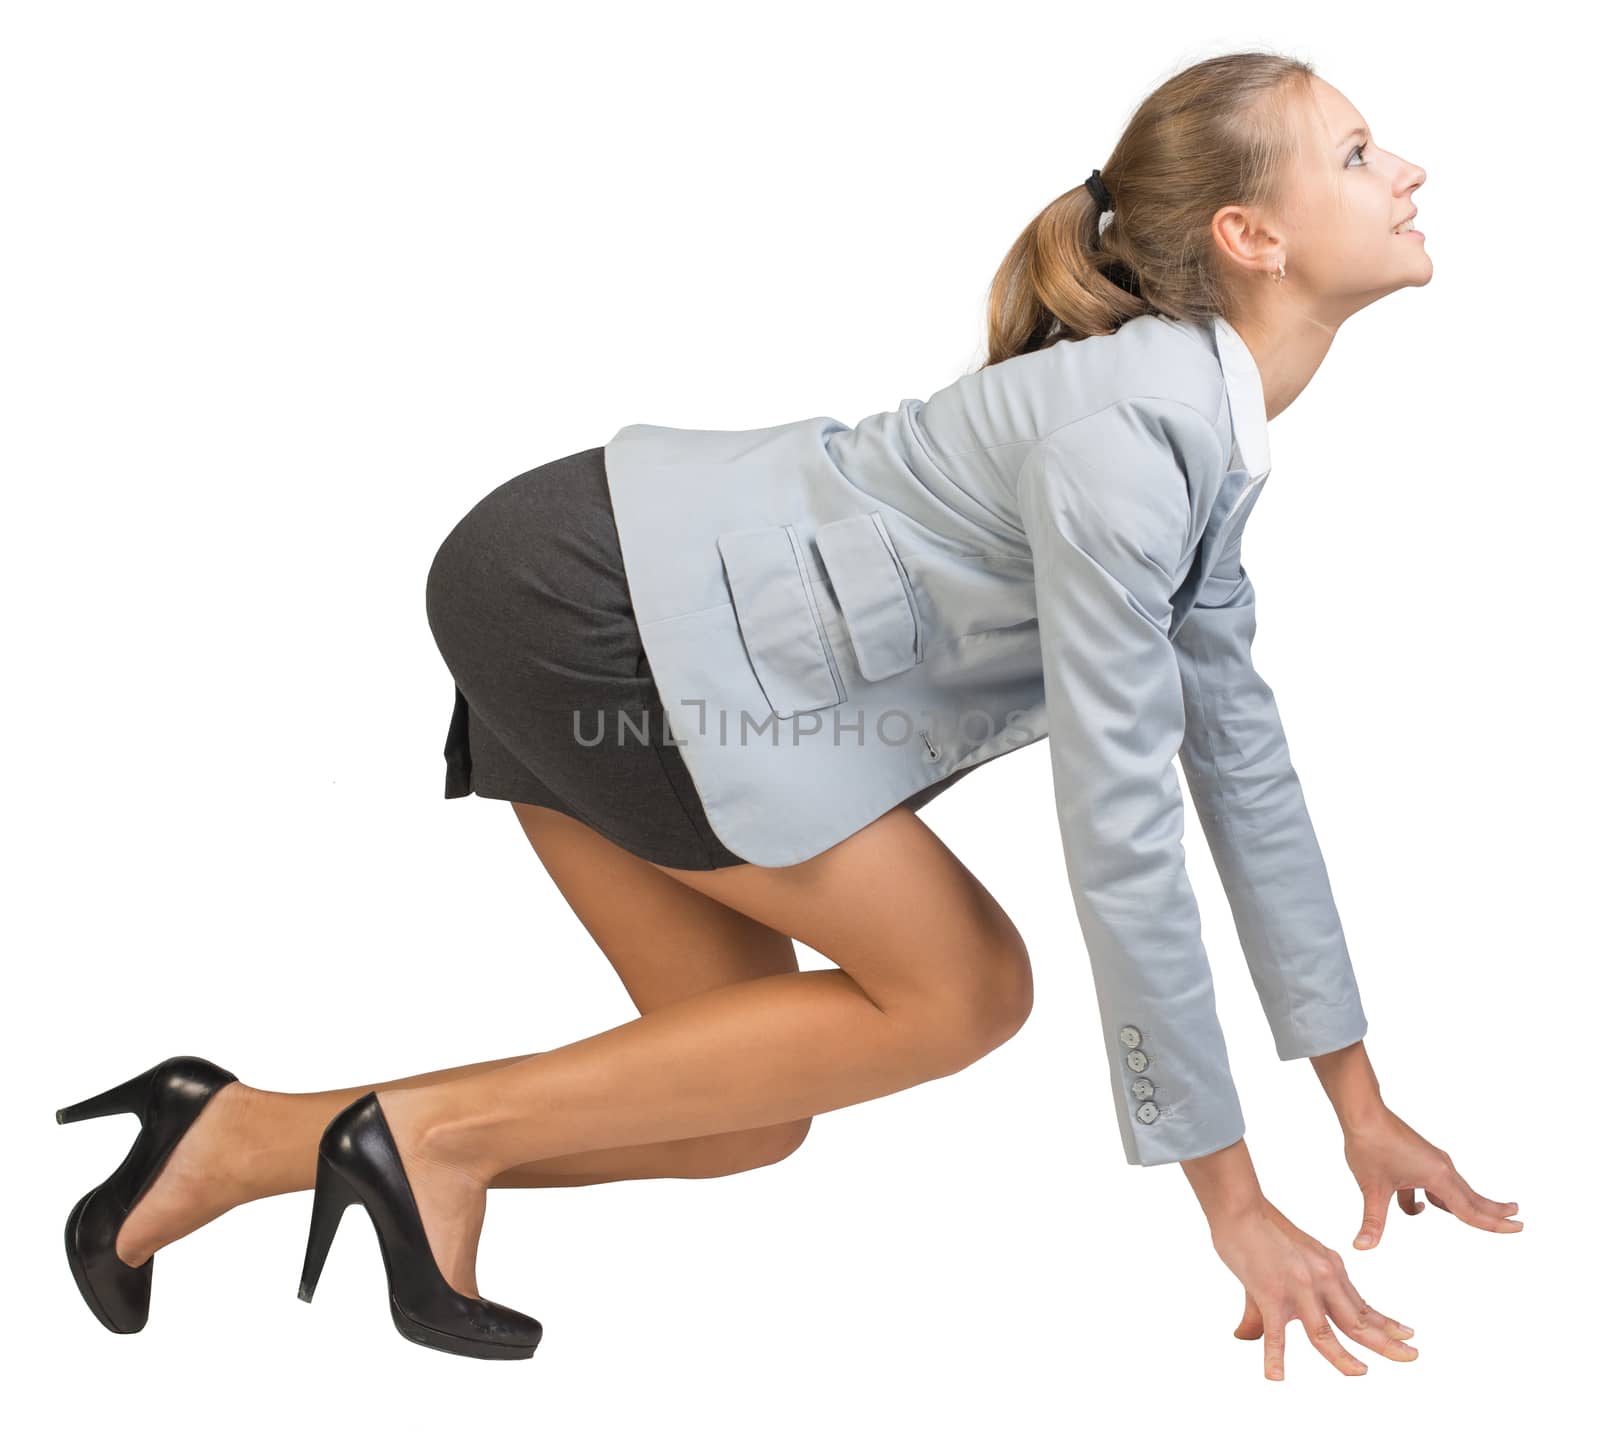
[982,50,1316,367]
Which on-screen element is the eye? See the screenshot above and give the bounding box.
[1347,142,1369,167]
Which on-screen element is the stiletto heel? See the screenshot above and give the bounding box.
[298,1091,542,1360]
[56,1063,163,1124]
[296,1150,360,1303]
[56,1054,239,1333]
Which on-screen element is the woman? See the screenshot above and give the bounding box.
[57,51,1520,1377]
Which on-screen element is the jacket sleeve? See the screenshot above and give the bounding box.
[1171,535,1368,1062]
[1016,399,1247,1167]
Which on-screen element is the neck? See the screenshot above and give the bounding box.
[1230,299,1339,422]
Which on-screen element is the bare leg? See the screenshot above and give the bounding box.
[375,802,1033,1297]
[115,1049,810,1268]
[113,803,821,1267]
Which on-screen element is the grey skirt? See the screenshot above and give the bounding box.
[424,445,978,870]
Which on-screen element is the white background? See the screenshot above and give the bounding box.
[8,0,1592,1438]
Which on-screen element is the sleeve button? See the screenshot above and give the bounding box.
[1125,1048,1148,1073]
[1135,1101,1160,1125]
[1130,1077,1154,1100]
[1118,1025,1143,1049]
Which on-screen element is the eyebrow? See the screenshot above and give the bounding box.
[1336,126,1371,147]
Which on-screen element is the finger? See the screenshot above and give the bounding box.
[1299,1306,1369,1376]
[1424,1187,1454,1215]
[1234,1292,1264,1341]
[1432,1175,1525,1234]
[1354,1190,1391,1249]
[1324,1248,1414,1338]
[1324,1253,1415,1340]
[1450,1174,1521,1219]
[1322,1268,1420,1361]
[1398,1187,1425,1216]
[1263,1314,1289,1381]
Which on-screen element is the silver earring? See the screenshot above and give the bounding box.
[1273,259,1286,282]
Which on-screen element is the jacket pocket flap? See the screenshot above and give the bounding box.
[716,524,843,718]
[815,511,922,682]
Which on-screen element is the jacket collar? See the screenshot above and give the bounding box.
[1157,312,1272,633]
[1210,315,1270,483]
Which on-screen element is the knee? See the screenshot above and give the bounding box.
[752,1115,813,1168]
[678,1117,813,1178]
[924,934,1034,1073]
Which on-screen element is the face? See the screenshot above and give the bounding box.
[1225,75,1429,321]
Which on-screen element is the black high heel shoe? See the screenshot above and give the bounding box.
[56,1055,239,1333]
[297,1091,542,1360]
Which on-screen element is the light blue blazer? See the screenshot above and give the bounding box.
[603,312,1367,1166]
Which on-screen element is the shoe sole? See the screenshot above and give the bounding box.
[388,1295,540,1360]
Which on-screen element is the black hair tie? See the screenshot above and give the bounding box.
[1085,168,1113,213]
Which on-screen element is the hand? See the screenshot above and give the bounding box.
[1342,1105,1523,1250]
[1209,1196,1418,1380]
